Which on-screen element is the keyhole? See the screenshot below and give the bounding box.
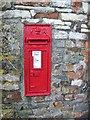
[33,73,34,76]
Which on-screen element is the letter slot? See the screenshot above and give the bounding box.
[24,24,52,96]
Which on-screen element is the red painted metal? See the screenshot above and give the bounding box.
[24,24,52,96]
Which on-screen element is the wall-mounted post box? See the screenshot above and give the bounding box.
[24,24,52,96]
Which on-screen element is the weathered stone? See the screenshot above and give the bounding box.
[21,18,40,23]
[64,94,74,101]
[62,111,74,118]
[71,79,83,87]
[43,18,71,26]
[1,109,15,118]
[16,109,33,118]
[51,0,71,8]
[30,10,36,17]
[15,5,55,13]
[63,54,82,64]
[81,24,87,28]
[82,2,88,13]
[81,29,89,33]
[66,72,81,79]
[66,40,76,47]
[16,0,50,5]
[61,13,87,22]
[2,10,31,18]
[53,40,65,48]
[3,82,19,90]
[53,101,63,108]
[69,32,87,40]
[34,108,47,116]
[74,93,86,100]
[43,18,64,24]
[33,96,45,102]
[0,1,11,10]
[61,86,78,94]
[60,80,70,86]
[2,74,19,82]
[61,105,73,112]
[63,63,74,71]
[2,91,22,103]
[56,8,72,13]
[54,25,70,30]
[76,41,85,47]
[74,103,88,112]
[53,30,68,39]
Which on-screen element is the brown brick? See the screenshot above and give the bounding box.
[16,0,50,5]
[35,13,47,18]
[53,101,63,108]
[72,1,81,8]
[85,41,90,48]
[84,56,88,63]
[64,94,74,100]
[35,12,59,19]
[61,86,78,94]
[74,112,82,118]
[83,50,90,56]
[66,72,81,79]
[34,96,44,102]
[2,91,22,103]
[48,12,59,19]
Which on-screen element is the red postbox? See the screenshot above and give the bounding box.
[24,24,52,96]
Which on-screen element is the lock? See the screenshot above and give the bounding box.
[24,24,52,96]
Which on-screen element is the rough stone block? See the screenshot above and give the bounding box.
[1,109,15,119]
[61,13,87,22]
[2,10,31,18]
[82,2,88,13]
[2,91,22,103]
[51,0,71,8]
[35,12,59,19]
[69,31,87,40]
[3,82,19,90]
[15,5,55,13]
[53,30,68,39]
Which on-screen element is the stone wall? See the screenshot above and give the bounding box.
[0,0,90,119]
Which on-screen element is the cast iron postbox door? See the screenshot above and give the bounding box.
[24,24,52,96]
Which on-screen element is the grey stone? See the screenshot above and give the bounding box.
[21,19,40,23]
[54,25,70,30]
[81,29,90,33]
[51,0,71,8]
[71,79,83,87]
[2,10,31,18]
[43,18,64,25]
[53,30,68,39]
[82,2,88,13]
[69,32,87,40]
[30,10,36,17]
[74,103,88,112]
[15,5,55,13]
[61,13,87,22]
[53,40,65,48]
[2,74,19,82]
[81,24,87,28]
[56,8,72,13]
[16,110,33,118]
[0,1,11,10]
[63,54,82,64]
[3,83,19,90]
[1,109,15,118]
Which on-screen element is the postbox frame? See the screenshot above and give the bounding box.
[24,24,52,96]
